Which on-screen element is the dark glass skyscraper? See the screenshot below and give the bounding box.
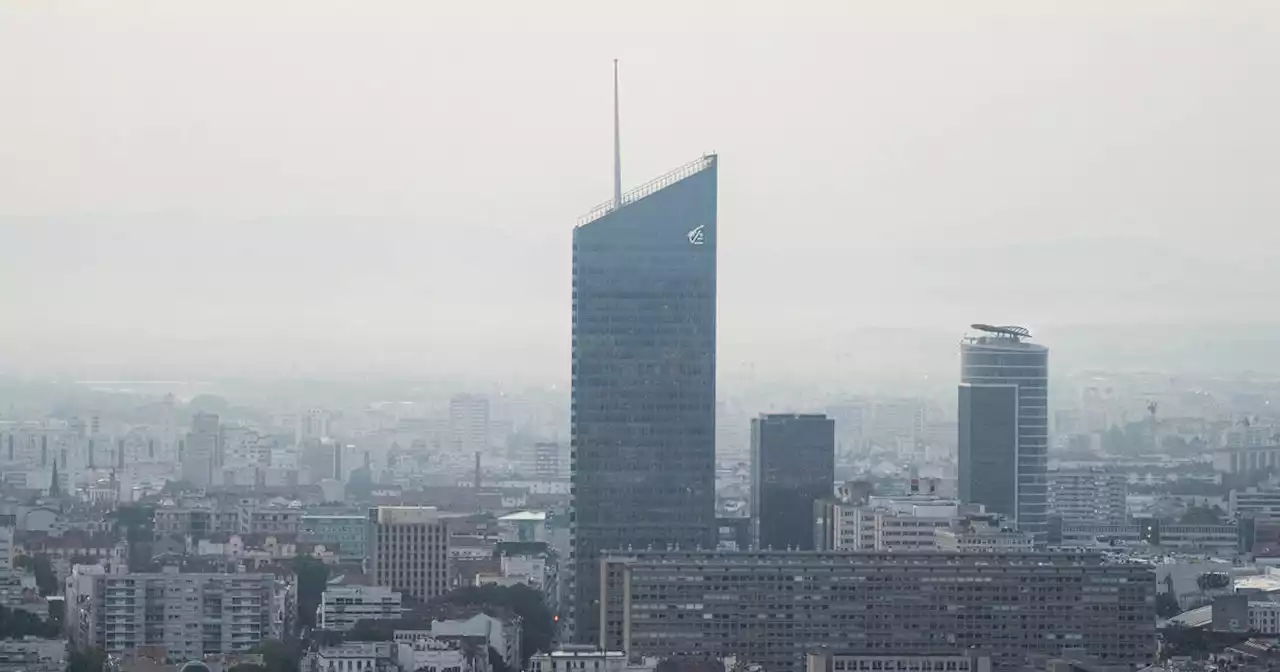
[570,155,718,645]
[958,324,1049,543]
[750,413,835,551]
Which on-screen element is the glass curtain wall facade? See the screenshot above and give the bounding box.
[959,330,1049,542]
[570,155,718,644]
[750,413,835,551]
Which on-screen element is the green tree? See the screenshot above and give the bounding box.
[435,584,554,662]
[110,504,156,571]
[347,619,397,641]
[251,639,301,672]
[68,648,107,672]
[489,647,511,672]
[1159,625,1254,660]
[292,555,330,630]
[1156,592,1182,619]
[0,603,59,638]
[1196,572,1231,591]
[1180,506,1224,525]
[14,554,58,596]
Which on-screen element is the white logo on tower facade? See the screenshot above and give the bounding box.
[687,225,705,246]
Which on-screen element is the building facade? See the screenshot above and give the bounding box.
[1231,488,1280,520]
[319,586,402,632]
[751,414,834,551]
[65,567,277,661]
[1057,521,1238,552]
[0,638,67,672]
[1048,471,1127,525]
[532,443,564,481]
[301,514,369,561]
[600,550,1155,672]
[814,496,960,551]
[570,155,718,643]
[313,642,395,672]
[934,518,1035,552]
[805,651,992,672]
[183,413,221,487]
[959,325,1049,543]
[367,507,453,602]
[450,395,491,456]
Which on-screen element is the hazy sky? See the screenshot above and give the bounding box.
[2,2,1278,381]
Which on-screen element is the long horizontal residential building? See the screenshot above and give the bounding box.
[599,550,1156,672]
[66,566,279,662]
[1056,521,1238,552]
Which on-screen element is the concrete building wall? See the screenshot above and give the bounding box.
[600,550,1154,672]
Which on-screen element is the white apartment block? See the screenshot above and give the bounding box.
[318,586,402,632]
[1048,471,1127,524]
[529,650,631,672]
[1231,487,1280,520]
[816,496,962,551]
[66,566,278,662]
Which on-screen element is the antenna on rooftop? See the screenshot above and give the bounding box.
[613,59,622,210]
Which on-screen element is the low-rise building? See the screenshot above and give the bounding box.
[934,518,1034,552]
[318,586,402,632]
[395,635,489,672]
[395,612,521,672]
[529,649,631,672]
[1059,521,1239,553]
[0,637,65,672]
[805,650,992,672]
[312,642,395,672]
[300,514,367,561]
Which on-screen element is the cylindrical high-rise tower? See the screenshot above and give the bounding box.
[959,324,1049,543]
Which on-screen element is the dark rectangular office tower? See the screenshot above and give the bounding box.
[958,384,1018,520]
[750,413,834,550]
[959,324,1050,543]
[570,155,718,645]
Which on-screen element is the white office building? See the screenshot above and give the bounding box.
[815,496,967,551]
[318,585,402,632]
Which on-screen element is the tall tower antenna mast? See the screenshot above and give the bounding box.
[613,58,622,209]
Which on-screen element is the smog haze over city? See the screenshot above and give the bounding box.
[4,6,1280,671]
[2,2,1278,386]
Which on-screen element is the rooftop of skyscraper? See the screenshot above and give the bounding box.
[576,154,716,228]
